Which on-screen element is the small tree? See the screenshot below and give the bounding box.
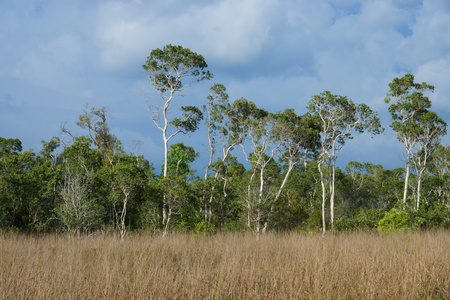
[56,165,102,236]
[109,154,147,240]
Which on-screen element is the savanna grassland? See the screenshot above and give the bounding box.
[0,231,448,299]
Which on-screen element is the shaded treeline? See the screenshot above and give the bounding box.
[1,107,448,235]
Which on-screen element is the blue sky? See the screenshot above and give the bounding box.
[1,0,449,172]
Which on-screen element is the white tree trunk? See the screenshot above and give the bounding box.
[318,162,326,235]
[330,157,336,228]
[119,192,129,240]
[403,157,410,204]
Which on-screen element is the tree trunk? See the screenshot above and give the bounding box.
[163,206,171,237]
[330,157,336,228]
[403,157,410,204]
[163,134,168,177]
[416,169,424,210]
[256,209,261,241]
[318,162,326,235]
[256,165,265,239]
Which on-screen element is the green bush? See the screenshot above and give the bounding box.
[303,209,323,230]
[410,204,450,230]
[334,208,385,231]
[377,208,411,233]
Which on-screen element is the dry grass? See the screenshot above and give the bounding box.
[0,231,448,299]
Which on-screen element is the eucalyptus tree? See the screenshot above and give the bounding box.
[262,109,320,232]
[410,111,447,209]
[203,83,229,179]
[202,97,267,224]
[142,44,212,177]
[212,98,268,177]
[202,97,268,230]
[241,113,281,240]
[199,83,230,224]
[428,145,450,204]
[109,153,148,239]
[385,74,435,204]
[308,91,383,232]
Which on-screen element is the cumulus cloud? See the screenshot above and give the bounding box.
[94,0,278,71]
[396,0,450,67]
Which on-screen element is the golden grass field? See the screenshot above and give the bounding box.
[0,231,448,299]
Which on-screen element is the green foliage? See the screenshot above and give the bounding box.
[409,204,450,230]
[163,143,198,178]
[269,195,309,231]
[385,74,434,125]
[378,208,411,233]
[142,44,212,91]
[334,208,386,231]
[304,209,323,230]
[171,106,204,133]
[0,137,23,153]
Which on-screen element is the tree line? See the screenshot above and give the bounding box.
[1,45,449,237]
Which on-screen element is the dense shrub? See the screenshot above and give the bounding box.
[378,208,410,233]
[410,204,450,230]
[334,208,386,231]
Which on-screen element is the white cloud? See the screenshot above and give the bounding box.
[195,0,276,62]
[397,0,450,68]
[94,0,278,71]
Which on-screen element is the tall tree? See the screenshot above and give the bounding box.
[262,110,320,232]
[308,91,383,232]
[241,113,280,240]
[204,98,266,225]
[142,44,211,177]
[385,74,435,204]
[203,83,229,179]
[410,111,447,209]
